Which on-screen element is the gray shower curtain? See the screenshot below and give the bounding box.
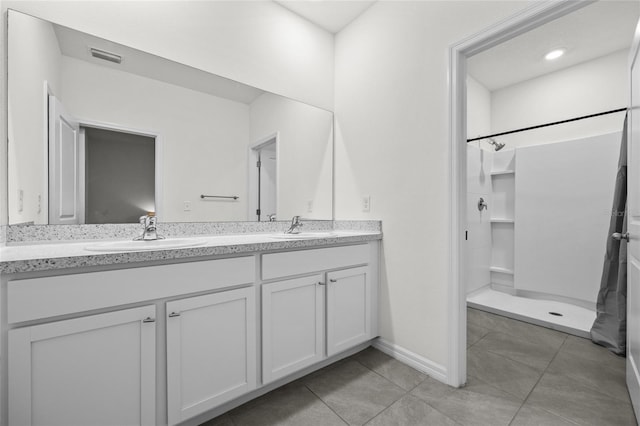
[590,114,628,355]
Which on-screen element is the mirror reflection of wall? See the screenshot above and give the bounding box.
[7,9,334,225]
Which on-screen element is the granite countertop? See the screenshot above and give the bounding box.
[0,230,382,274]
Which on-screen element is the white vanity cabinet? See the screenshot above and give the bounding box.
[261,274,325,383]
[5,256,256,426]
[1,239,379,426]
[261,244,376,384]
[326,266,371,356]
[166,287,257,426]
[9,305,157,426]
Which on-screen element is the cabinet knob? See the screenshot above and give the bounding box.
[142,317,156,323]
[168,312,181,318]
[329,279,337,283]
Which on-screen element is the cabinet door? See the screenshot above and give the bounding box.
[262,274,324,384]
[327,266,371,356]
[166,286,256,425]
[9,305,156,426]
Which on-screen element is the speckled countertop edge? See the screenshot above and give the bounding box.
[4,220,381,243]
[0,228,382,274]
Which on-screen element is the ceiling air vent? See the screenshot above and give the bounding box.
[90,47,122,64]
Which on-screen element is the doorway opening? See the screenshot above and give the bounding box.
[449,1,611,387]
[249,133,278,222]
[83,127,156,223]
[48,93,161,224]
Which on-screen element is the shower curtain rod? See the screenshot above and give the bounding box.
[466,107,627,143]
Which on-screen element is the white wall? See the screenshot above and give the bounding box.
[61,56,250,222]
[250,93,333,220]
[491,49,628,148]
[0,1,7,228]
[467,76,491,141]
[7,11,62,224]
[334,1,530,369]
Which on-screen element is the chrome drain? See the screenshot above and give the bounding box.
[549,312,563,317]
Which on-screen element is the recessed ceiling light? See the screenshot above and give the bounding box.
[545,49,565,61]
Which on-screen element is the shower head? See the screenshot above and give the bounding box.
[487,137,505,151]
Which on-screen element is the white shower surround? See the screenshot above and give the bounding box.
[467,131,621,331]
[514,132,620,307]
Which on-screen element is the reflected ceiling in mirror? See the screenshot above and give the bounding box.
[8,9,333,225]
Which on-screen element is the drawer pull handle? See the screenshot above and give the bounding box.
[142,317,156,323]
[317,282,326,286]
[168,312,181,318]
[329,279,337,283]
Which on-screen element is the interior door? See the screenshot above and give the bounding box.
[627,19,640,419]
[48,95,81,224]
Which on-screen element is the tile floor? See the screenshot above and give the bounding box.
[201,308,638,426]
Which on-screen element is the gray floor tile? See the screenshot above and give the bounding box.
[561,335,626,373]
[354,347,427,391]
[467,308,567,349]
[467,345,541,400]
[527,372,637,426]
[304,359,406,425]
[228,381,347,426]
[365,394,460,426]
[467,321,491,347]
[547,348,630,403]
[472,331,558,372]
[200,413,235,426]
[410,376,457,406]
[424,375,522,426]
[510,405,579,426]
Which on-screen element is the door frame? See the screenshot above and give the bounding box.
[447,0,595,387]
[248,132,279,221]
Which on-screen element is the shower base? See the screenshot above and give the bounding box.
[467,287,596,338]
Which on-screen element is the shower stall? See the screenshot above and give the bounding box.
[465,112,624,337]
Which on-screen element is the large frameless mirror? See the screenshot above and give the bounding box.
[7,9,333,225]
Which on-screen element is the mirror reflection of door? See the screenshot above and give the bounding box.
[48,95,80,224]
[48,95,156,224]
[250,136,277,221]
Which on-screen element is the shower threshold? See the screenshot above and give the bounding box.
[467,288,596,338]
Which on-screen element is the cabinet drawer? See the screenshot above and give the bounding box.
[262,244,369,280]
[8,256,255,323]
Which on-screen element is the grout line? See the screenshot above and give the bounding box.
[507,332,570,426]
[303,383,350,425]
[351,357,461,425]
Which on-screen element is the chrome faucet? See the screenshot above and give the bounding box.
[267,214,277,222]
[285,215,303,234]
[135,212,164,241]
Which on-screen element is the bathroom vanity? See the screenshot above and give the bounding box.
[0,227,381,426]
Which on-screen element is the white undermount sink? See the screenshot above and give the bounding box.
[84,238,207,252]
[269,232,339,240]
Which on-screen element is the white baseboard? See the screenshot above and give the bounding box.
[372,338,448,384]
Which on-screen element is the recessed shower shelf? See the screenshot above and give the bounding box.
[490,170,515,176]
[490,266,514,275]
